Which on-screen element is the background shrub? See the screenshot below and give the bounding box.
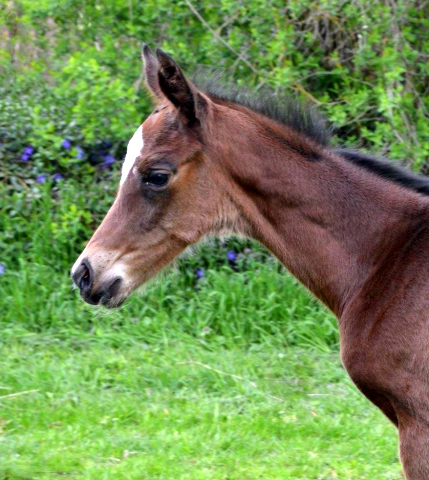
[1,0,428,188]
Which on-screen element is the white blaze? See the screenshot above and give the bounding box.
[120,125,144,185]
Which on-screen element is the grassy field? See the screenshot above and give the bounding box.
[0,336,401,479]
[1,182,402,479]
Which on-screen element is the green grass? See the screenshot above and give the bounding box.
[1,181,402,478]
[0,338,401,480]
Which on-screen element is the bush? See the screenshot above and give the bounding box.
[1,0,428,187]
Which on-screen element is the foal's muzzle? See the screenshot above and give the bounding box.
[72,259,123,307]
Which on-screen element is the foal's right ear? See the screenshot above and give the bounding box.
[142,44,163,99]
[142,45,210,125]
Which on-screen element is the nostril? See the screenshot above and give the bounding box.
[100,277,123,307]
[79,264,90,291]
[72,259,94,293]
[106,277,122,299]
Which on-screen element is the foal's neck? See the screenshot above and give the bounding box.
[214,113,428,316]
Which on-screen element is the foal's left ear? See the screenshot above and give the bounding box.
[143,44,163,99]
[156,48,207,124]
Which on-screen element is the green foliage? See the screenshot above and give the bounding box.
[59,53,141,143]
[1,0,428,186]
[0,341,402,479]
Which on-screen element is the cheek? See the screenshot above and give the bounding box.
[117,188,172,235]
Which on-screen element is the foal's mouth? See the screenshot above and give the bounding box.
[101,297,126,309]
[80,279,125,308]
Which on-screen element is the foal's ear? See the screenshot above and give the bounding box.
[142,44,163,99]
[155,48,207,123]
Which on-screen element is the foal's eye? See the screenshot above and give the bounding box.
[144,171,170,188]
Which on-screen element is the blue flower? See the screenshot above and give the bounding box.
[62,139,72,149]
[100,154,115,168]
[0,265,5,275]
[36,174,47,184]
[76,146,84,159]
[53,173,64,181]
[195,268,204,279]
[21,145,34,161]
[227,250,237,262]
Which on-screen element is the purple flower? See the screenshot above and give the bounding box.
[227,250,237,262]
[21,145,34,161]
[53,173,64,181]
[76,146,84,159]
[62,139,72,149]
[0,265,5,275]
[100,154,115,168]
[36,174,47,184]
[195,268,204,279]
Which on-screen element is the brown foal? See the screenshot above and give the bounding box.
[72,46,429,478]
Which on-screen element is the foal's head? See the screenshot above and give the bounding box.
[71,47,242,307]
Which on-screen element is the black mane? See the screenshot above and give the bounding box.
[194,73,429,197]
[193,73,332,147]
[336,149,429,196]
